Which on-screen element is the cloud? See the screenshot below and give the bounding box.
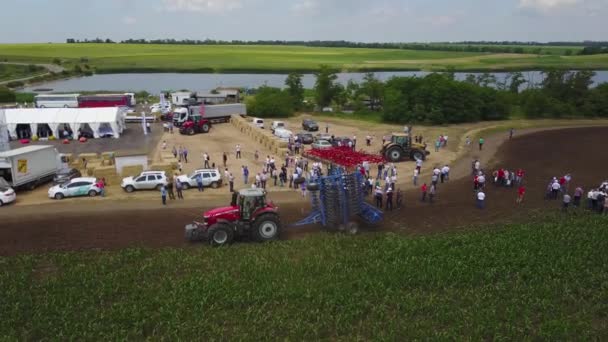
[291,0,319,15]
[518,0,581,12]
[122,16,137,25]
[161,0,243,13]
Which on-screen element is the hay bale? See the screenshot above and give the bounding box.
[149,163,174,175]
[79,153,100,161]
[164,157,179,169]
[122,165,144,177]
[85,162,101,176]
[93,165,118,178]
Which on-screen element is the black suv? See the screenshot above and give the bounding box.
[302,119,319,132]
[296,132,314,144]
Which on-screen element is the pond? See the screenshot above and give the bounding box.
[22,71,608,94]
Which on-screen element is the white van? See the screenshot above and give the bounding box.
[271,121,286,133]
[252,117,265,129]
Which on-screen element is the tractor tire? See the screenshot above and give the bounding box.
[410,149,426,161]
[386,147,403,162]
[201,124,210,133]
[188,128,195,136]
[306,182,319,191]
[252,213,281,243]
[294,176,305,185]
[208,223,234,247]
[347,222,359,235]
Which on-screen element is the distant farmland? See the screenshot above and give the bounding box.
[1,43,607,73]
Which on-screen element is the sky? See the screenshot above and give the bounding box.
[0,0,606,43]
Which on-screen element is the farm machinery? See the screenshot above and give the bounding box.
[381,128,430,163]
[185,188,281,246]
[292,165,383,234]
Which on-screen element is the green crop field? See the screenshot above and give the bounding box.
[1,43,607,73]
[1,214,607,340]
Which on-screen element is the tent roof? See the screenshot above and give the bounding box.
[3,108,123,125]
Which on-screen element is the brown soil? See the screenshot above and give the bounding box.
[0,126,606,256]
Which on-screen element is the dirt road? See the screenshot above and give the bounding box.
[0,126,606,256]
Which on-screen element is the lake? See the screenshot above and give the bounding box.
[22,71,608,94]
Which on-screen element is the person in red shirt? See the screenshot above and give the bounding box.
[559,176,567,193]
[517,186,526,204]
[421,183,428,202]
[474,175,479,191]
[498,169,505,186]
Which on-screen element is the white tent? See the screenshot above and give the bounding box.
[4,107,126,139]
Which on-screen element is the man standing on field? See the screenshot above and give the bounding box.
[479,137,485,151]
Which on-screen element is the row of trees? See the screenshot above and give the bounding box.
[248,67,608,124]
[65,38,607,56]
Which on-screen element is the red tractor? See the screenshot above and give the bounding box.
[179,114,211,135]
[185,188,282,246]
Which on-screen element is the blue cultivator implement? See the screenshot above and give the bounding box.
[292,167,383,234]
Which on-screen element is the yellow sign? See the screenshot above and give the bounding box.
[17,159,27,174]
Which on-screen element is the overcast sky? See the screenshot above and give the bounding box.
[1,0,606,43]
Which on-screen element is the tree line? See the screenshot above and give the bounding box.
[65,38,607,55]
[248,67,608,124]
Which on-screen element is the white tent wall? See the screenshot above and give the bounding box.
[3,108,123,139]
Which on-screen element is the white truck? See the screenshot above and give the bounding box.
[0,145,62,190]
[173,103,247,127]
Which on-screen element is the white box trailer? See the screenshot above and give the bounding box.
[0,145,61,190]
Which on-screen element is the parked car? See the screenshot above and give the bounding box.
[312,140,333,150]
[0,178,16,206]
[48,177,101,200]
[176,169,222,189]
[274,128,293,142]
[271,121,287,133]
[302,119,319,131]
[121,171,168,193]
[53,168,82,185]
[252,117,265,129]
[296,132,314,144]
[315,133,332,141]
[331,137,354,147]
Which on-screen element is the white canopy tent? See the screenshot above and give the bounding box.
[4,107,126,139]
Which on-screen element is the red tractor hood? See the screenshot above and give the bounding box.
[204,205,239,218]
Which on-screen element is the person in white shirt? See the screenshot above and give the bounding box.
[235,144,241,159]
[551,181,561,200]
[415,158,423,173]
[562,193,572,211]
[413,168,419,186]
[433,167,441,176]
[477,191,486,209]
[477,174,486,190]
[441,165,450,183]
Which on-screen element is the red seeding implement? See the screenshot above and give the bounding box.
[304,147,385,168]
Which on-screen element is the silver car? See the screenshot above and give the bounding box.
[121,171,168,193]
[312,140,333,150]
[176,169,223,189]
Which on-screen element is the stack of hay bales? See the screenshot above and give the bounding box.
[93,165,121,186]
[122,165,144,178]
[100,152,116,166]
[76,153,101,176]
[231,115,298,157]
[158,151,179,175]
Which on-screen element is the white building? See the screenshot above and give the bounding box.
[3,107,126,140]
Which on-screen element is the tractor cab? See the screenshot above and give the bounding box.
[231,188,267,221]
[390,133,411,147]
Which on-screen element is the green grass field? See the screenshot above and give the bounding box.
[1,214,607,340]
[0,63,45,82]
[1,43,607,73]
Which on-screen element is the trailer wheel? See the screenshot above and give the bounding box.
[208,223,234,247]
[252,213,281,242]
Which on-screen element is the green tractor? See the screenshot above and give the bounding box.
[381,132,430,162]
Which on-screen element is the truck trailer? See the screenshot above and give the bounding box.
[173,104,247,127]
[0,145,61,190]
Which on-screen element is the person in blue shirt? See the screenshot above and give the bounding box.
[160,185,167,205]
[196,173,204,192]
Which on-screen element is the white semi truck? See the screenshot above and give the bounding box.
[172,104,247,127]
[0,145,62,190]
